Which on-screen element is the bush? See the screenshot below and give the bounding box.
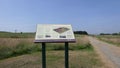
[0,46,13,59]
[12,42,41,56]
[0,42,41,60]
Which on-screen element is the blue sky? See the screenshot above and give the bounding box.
[0,0,120,34]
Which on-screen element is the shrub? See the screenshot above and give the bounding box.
[12,42,41,55]
[0,46,13,59]
[0,42,41,60]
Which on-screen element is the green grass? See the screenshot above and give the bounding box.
[46,43,93,51]
[0,32,35,38]
[0,42,41,60]
[0,42,93,60]
[0,32,84,38]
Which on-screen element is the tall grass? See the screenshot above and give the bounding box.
[97,35,120,46]
[0,35,93,60]
[0,41,41,60]
[0,35,104,68]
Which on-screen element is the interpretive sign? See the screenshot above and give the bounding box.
[34,24,75,43]
[34,24,76,68]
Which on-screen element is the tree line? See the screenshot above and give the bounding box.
[100,32,120,35]
[74,31,88,35]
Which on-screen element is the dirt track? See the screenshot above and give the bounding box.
[89,37,120,68]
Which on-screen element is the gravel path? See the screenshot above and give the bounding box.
[89,37,120,68]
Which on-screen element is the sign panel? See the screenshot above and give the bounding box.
[34,24,75,43]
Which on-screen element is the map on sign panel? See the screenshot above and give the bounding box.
[53,27,70,34]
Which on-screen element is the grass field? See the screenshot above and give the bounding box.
[97,35,120,46]
[0,33,105,68]
[0,32,35,38]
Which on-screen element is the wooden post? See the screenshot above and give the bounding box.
[42,43,46,68]
[65,42,69,68]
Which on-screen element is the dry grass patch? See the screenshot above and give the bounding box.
[0,38,34,47]
[0,51,104,68]
[97,35,120,46]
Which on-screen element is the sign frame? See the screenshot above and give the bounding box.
[34,24,76,43]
